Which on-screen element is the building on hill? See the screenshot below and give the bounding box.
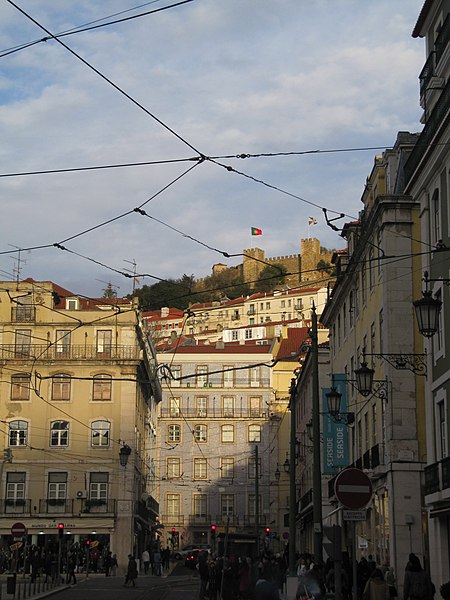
[195,237,335,292]
[0,279,161,570]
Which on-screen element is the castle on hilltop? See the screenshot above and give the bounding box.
[211,237,334,288]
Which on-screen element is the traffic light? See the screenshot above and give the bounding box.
[58,523,64,538]
[170,527,176,545]
[210,524,216,540]
[265,527,271,535]
[86,539,91,548]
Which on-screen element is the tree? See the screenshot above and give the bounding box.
[254,263,287,293]
[134,275,196,311]
[316,259,336,277]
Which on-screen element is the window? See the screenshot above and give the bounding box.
[167,457,181,479]
[266,302,270,310]
[248,457,261,479]
[361,261,366,305]
[66,298,79,310]
[223,365,234,387]
[379,310,384,354]
[248,493,261,516]
[170,397,181,417]
[221,424,234,443]
[195,396,207,417]
[168,424,181,443]
[193,494,207,518]
[231,330,239,341]
[250,366,260,387]
[91,420,110,447]
[170,365,181,387]
[221,493,234,517]
[223,397,234,417]
[437,399,447,459]
[220,457,234,479]
[15,329,31,357]
[372,405,377,446]
[11,373,31,401]
[55,330,71,356]
[48,472,67,499]
[167,493,180,517]
[9,420,28,447]
[92,374,112,401]
[196,366,208,386]
[281,300,285,308]
[368,247,374,290]
[193,458,207,480]
[249,304,255,315]
[6,472,25,501]
[349,292,354,327]
[52,374,71,401]
[432,188,441,245]
[50,421,69,447]
[89,472,108,500]
[249,397,261,417]
[96,330,112,357]
[194,424,207,443]
[245,329,253,339]
[249,424,261,443]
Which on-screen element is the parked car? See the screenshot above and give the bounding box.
[174,544,211,560]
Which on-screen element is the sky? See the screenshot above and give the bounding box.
[0,0,426,298]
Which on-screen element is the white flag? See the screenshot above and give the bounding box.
[308,217,318,225]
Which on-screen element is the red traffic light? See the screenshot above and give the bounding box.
[86,539,90,546]
[211,525,216,531]
[265,527,270,533]
[58,523,64,530]
[171,527,176,533]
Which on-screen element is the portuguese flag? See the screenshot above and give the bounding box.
[251,227,263,236]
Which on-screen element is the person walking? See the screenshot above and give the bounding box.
[386,567,397,599]
[104,551,112,577]
[124,555,138,587]
[141,549,150,575]
[403,554,434,600]
[110,554,118,576]
[198,551,209,600]
[362,568,389,600]
[66,553,77,585]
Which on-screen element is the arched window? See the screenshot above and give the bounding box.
[194,424,207,443]
[248,424,261,443]
[221,424,234,443]
[52,374,71,401]
[9,420,28,446]
[92,374,112,401]
[91,420,110,447]
[168,424,181,443]
[50,421,69,447]
[11,373,31,401]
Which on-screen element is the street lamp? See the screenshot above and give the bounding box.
[413,271,444,338]
[119,444,131,467]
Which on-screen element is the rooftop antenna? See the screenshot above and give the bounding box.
[123,259,139,295]
[9,244,28,288]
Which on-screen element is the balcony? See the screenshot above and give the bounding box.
[424,457,450,496]
[0,344,141,361]
[242,515,267,527]
[160,514,185,527]
[0,499,31,515]
[188,514,212,526]
[160,408,269,418]
[214,514,240,527]
[11,306,36,322]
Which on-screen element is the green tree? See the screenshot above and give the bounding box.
[316,259,336,276]
[254,263,287,293]
[102,283,118,298]
[134,274,196,311]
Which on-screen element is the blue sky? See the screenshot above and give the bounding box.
[0,0,425,296]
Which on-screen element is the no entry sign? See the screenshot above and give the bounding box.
[334,468,373,509]
[11,522,27,539]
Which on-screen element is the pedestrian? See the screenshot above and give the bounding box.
[124,554,138,587]
[153,549,161,576]
[66,553,77,585]
[162,546,171,571]
[110,554,118,576]
[198,551,209,600]
[104,551,112,576]
[141,549,150,575]
[386,567,397,599]
[362,568,389,600]
[403,554,434,600]
[296,564,326,600]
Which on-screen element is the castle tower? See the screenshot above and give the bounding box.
[301,238,321,282]
[243,248,265,286]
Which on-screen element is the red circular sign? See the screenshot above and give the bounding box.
[334,468,373,509]
[11,522,27,538]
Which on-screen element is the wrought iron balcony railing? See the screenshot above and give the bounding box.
[0,344,141,361]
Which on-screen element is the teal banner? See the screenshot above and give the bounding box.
[322,373,349,474]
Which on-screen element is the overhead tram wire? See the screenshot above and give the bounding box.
[6,0,204,157]
[0,0,196,59]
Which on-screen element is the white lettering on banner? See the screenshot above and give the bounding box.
[336,428,344,460]
[326,438,333,467]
